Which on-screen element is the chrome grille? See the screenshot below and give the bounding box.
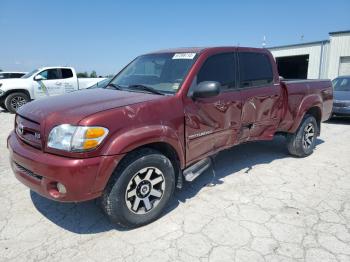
[334,101,350,107]
[15,115,42,149]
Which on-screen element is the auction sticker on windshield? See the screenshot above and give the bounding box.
[172,53,196,59]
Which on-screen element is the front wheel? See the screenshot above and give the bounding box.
[4,92,30,113]
[100,148,175,228]
[287,114,318,157]
[0,101,7,111]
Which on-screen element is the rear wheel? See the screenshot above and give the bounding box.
[100,148,175,228]
[287,114,318,157]
[4,92,29,113]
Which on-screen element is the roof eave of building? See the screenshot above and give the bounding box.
[329,30,350,35]
[268,40,329,50]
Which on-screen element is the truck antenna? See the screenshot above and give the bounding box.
[262,35,266,48]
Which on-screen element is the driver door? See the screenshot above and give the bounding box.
[184,52,242,164]
[33,69,64,98]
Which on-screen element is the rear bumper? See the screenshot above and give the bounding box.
[8,131,124,202]
[332,106,350,116]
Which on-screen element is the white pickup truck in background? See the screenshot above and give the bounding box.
[0,67,105,113]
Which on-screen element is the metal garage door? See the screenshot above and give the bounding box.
[339,56,350,76]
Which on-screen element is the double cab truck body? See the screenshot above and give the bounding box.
[8,47,333,227]
[0,66,105,113]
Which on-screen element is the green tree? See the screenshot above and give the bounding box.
[90,70,97,78]
[77,72,88,78]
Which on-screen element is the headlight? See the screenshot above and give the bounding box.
[47,124,109,152]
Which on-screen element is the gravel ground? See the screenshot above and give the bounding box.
[0,110,350,262]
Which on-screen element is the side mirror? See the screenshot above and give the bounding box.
[34,75,46,81]
[192,81,221,99]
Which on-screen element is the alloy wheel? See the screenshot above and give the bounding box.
[125,167,165,214]
[10,96,27,110]
[302,123,315,149]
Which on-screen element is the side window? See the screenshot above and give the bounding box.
[11,73,24,78]
[238,52,273,88]
[197,53,236,90]
[39,69,60,80]
[61,69,73,79]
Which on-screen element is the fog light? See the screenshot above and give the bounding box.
[57,183,67,194]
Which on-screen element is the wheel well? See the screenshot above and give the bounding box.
[140,142,181,171]
[305,106,321,134]
[4,89,31,99]
[131,142,182,185]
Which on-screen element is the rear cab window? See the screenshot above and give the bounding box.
[60,69,73,79]
[238,52,273,88]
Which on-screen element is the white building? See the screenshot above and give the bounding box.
[268,30,350,80]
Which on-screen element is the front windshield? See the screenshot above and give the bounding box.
[110,53,197,94]
[21,69,39,79]
[332,77,350,91]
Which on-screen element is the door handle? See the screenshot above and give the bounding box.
[55,82,62,85]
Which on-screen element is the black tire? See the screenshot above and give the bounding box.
[287,114,318,157]
[0,101,7,111]
[100,148,175,228]
[5,92,29,113]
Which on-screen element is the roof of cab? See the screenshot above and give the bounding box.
[148,46,267,54]
[148,47,207,54]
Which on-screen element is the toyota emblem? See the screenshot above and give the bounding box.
[18,123,24,135]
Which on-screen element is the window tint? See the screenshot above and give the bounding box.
[10,73,24,78]
[197,53,236,90]
[61,69,73,79]
[238,52,273,88]
[39,69,60,80]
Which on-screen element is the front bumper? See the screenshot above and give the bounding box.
[8,131,124,202]
[332,106,350,116]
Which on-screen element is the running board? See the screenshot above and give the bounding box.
[183,158,211,182]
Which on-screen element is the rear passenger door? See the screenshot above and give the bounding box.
[237,51,282,142]
[59,68,77,93]
[184,52,242,163]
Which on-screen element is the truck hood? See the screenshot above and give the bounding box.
[17,88,161,124]
[334,91,350,101]
[0,78,30,87]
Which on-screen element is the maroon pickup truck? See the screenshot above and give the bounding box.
[8,47,333,227]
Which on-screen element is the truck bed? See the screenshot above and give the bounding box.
[277,79,333,133]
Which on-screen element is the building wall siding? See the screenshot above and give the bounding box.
[268,32,350,80]
[269,44,323,79]
[327,33,350,79]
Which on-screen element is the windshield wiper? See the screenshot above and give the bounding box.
[106,83,123,90]
[127,84,165,95]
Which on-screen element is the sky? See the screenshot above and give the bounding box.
[1,0,350,76]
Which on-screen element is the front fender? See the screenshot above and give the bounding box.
[0,80,33,99]
[290,94,322,133]
[103,125,185,168]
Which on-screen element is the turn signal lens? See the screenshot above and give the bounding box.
[85,127,106,139]
[83,140,99,150]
